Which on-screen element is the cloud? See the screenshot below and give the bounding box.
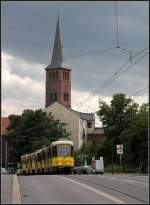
[2,52,45,116]
[1,2,149,126]
[2,52,148,120]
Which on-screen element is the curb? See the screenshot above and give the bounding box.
[12,174,21,204]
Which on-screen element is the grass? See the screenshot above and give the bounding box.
[104,164,139,173]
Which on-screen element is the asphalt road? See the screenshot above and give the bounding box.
[1,174,13,204]
[18,174,149,204]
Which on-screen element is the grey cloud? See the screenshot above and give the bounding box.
[2,1,149,107]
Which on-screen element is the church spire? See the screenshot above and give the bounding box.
[47,14,68,69]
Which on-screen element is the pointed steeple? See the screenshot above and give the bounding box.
[46,14,69,69]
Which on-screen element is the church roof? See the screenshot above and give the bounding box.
[46,15,70,70]
[71,109,94,121]
[45,101,94,121]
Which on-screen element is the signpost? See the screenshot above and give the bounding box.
[116,144,123,173]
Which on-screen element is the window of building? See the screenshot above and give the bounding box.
[50,93,53,101]
[67,72,69,80]
[56,71,58,79]
[54,93,57,101]
[49,72,51,79]
[87,121,92,128]
[66,93,68,101]
[52,72,55,79]
[64,93,69,101]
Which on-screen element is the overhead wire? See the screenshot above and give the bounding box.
[67,47,117,60]
[72,47,148,108]
[132,86,148,97]
[78,51,148,108]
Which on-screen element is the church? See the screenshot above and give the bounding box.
[44,15,104,150]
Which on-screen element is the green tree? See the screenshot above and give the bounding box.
[96,93,148,172]
[6,109,70,164]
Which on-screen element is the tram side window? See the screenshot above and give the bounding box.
[37,153,40,162]
[52,146,57,157]
[55,146,57,157]
[48,148,51,158]
[71,146,73,156]
[52,146,54,157]
[42,151,46,163]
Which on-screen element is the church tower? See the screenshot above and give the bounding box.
[45,15,71,109]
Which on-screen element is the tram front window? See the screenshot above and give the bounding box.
[57,144,71,157]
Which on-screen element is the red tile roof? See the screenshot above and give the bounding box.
[1,117,10,135]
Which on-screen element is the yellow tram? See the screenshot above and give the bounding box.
[20,139,74,175]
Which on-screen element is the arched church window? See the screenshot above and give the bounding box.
[54,93,57,101]
[49,72,51,79]
[52,72,55,79]
[56,71,58,79]
[50,93,53,101]
[66,93,68,100]
[67,72,69,80]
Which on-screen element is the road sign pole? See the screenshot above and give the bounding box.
[120,154,122,173]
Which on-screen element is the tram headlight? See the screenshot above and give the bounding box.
[58,162,62,165]
[67,162,70,165]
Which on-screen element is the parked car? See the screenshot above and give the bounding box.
[73,165,94,174]
[1,167,7,174]
[72,166,83,174]
[7,163,17,174]
[81,165,94,174]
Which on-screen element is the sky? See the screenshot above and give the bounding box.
[1,1,149,126]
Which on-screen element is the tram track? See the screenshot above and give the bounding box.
[66,175,148,204]
[102,175,148,183]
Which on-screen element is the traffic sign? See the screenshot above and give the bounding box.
[116,144,123,154]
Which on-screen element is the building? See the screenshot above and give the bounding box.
[45,102,95,150]
[1,117,10,167]
[45,16,105,150]
[45,15,71,109]
[87,127,105,143]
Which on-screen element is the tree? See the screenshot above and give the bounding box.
[96,93,148,172]
[6,109,70,163]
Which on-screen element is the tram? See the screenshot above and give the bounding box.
[20,139,74,175]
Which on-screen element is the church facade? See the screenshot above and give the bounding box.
[45,16,104,150]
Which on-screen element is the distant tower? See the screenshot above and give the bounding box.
[45,15,71,108]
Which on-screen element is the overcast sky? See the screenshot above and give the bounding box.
[2,1,149,126]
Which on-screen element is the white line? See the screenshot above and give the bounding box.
[12,174,21,204]
[124,179,134,183]
[57,176,126,204]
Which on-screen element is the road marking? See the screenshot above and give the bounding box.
[12,174,21,204]
[124,179,134,183]
[57,176,126,204]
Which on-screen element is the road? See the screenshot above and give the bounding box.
[19,174,148,204]
[1,174,13,204]
[1,174,149,204]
